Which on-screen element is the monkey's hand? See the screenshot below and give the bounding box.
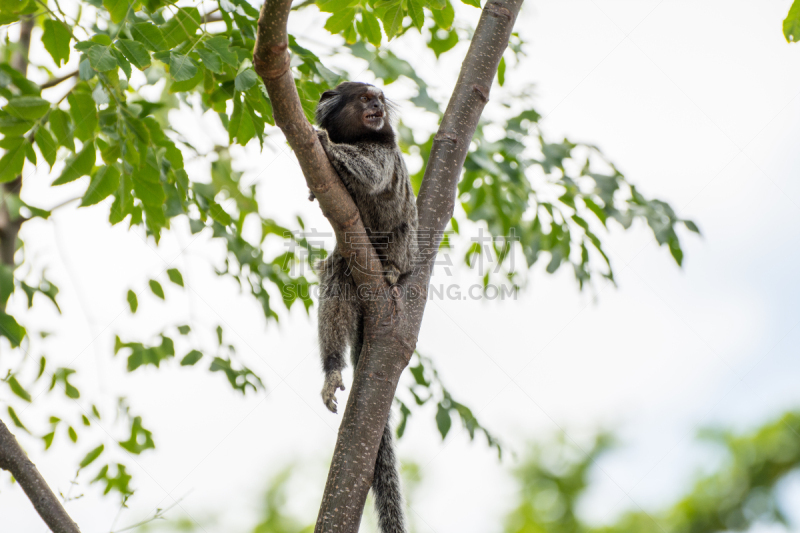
[321,370,346,414]
[316,129,331,153]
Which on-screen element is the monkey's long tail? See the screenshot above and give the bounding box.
[373,420,406,533]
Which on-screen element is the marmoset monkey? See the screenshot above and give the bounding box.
[315,82,417,533]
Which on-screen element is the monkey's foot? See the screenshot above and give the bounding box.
[385,265,401,285]
[321,370,346,413]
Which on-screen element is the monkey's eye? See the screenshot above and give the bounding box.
[360,96,369,102]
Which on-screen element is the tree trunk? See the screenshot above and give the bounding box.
[254,0,522,529]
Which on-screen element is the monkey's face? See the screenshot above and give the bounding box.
[316,82,395,144]
[355,86,386,131]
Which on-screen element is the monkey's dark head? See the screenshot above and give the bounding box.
[315,82,395,145]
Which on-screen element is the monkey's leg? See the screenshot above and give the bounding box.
[319,280,358,413]
[372,420,406,533]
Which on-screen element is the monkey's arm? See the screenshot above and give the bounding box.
[317,131,394,194]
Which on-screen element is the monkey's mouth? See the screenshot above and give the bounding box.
[365,110,384,121]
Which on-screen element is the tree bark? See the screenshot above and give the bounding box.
[0,17,82,533]
[253,0,522,529]
[0,421,81,533]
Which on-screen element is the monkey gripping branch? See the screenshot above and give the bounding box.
[253,0,523,530]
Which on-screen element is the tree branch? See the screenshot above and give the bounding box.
[253,0,383,290]
[415,0,523,267]
[0,419,81,533]
[0,17,82,533]
[41,70,78,89]
[252,0,521,530]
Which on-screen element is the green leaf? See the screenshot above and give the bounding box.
[100,142,121,164]
[180,349,203,366]
[234,68,258,92]
[0,114,33,136]
[115,39,151,70]
[785,0,800,42]
[118,416,155,454]
[0,266,12,309]
[49,109,75,151]
[460,0,480,7]
[429,28,458,58]
[196,48,222,74]
[24,141,36,165]
[160,7,201,49]
[409,364,428,386]
[0,137,27,183]
[317,0,359,13]
[358,10,382,46]
[67,89,97,142]
[4,96,49,120]
[132,150,167,239]
[325,8,357,34]
[436,402,452,439]
[683,220,700,234]
[79,444,104,468]
[209,201,231,225]
[7,376,31,402]
[35,127,58,169]
[379,4,403,39]
[167,268,184,287]
[131,22,166,52]
[168,63,204,92]
[177,325,191,335]
[396,400,411,437]
[204,36,238,66]
[407,0,424,30]
[85,44,118,72]
[109,172,133,225]
[169,53,198,82]
[42,19,71,67]
[103,0,130,23]
[127,290,138,312]
[0,312,26,347]
[668,235,683,266]
[53,141,95,185]
[432,0,454,29]
[149,279,164,299]
[497,56,506,86]
[81,165,120,206]
[43,432,55,449]
[229,95,255,146]
[8,406,27,432]
[68,426,78,442]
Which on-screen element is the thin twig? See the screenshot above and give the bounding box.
[41,70,78,89]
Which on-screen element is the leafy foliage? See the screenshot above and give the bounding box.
[0,0,697,516]
[396,352,503,457]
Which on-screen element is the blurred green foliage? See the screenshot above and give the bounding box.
[505,411,800,533]
[132,410,800,532]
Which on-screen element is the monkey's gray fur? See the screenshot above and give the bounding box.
[315,82,416,533]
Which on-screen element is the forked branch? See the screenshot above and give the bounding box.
[252,0,522,530]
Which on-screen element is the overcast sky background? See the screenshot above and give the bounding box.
[2,1,800,532]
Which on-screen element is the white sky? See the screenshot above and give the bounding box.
[2,1,800,532]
